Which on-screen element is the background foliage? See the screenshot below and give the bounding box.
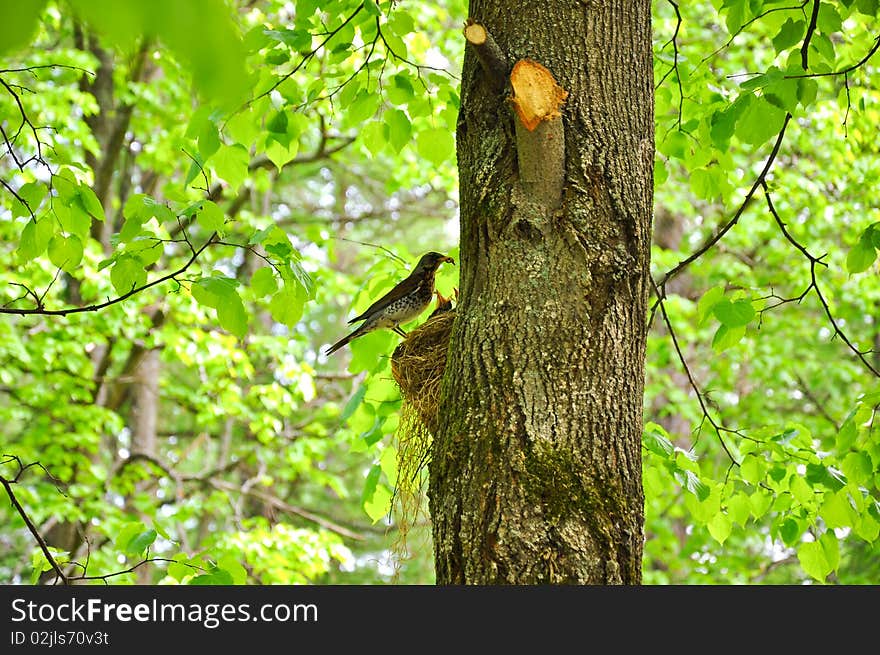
[1,0,878,584]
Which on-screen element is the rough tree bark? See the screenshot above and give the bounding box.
[430,1,653,584]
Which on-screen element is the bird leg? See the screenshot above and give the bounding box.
[393,326,407,337]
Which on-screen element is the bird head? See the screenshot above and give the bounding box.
[415,251,455,273]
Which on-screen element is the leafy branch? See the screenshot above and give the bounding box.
[0,455,209,585]
[247,1,366,107]
[0,232,217,316]
[0,456,68,584]
[761,183,880,378]
[653,113,792,304]
[649,282,740,465]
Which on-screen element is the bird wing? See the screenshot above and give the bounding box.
[347,272,418,324]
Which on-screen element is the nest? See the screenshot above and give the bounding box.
[388,307,455,577]
[390,308,455,435]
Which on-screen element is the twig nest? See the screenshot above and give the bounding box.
[391,309,455,434]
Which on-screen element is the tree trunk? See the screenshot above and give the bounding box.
[430,1,653,584]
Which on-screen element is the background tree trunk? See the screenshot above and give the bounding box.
[430,0,654,584]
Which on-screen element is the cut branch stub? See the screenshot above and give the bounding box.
[510,59,567,209]
[463,20,508,92]
[510,59,568,131]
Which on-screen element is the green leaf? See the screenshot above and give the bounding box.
[250,267,278,297]
[189,566,234,585]
[16,181,47,215]
[855,514,880,542]
[846,232,877,273]
[361,121,386,157]
[18,217,53,260]
[267,110,288,134]
[644,424,675,458]
[341,385,367,423]
[167,554,193,582]
[0,0,46,56]
[269,287,305,328]
[197,200,226,233]
[386,73,415,105]
[798,540,831,581]
[217,554,248,585]
[817,4,843,33]
[812,33,835,64]
[110,255,148,295]
[842,452,872,486]
[362,463,382,505]
[386,109,412,153]
[736,95,786,146]
[764,78,799,113]
[740,454,765,484]
[772,19,804,53]
[820,490,853,529]
[713,299,755,327]
[127,234,164,267]
[54,202,91,239]
[48,234,84,273]
[820,531,840,572]
[697,286,725,324]
[212,143,250,190]
[198,121,221,159]
[779,517,801,546]
[192,275,238,309]
[126,529,157,556]
[217,290,248,338]
[856,0,880,16]
[727,494,751,526]
[707,512,732,544]
[790,475,814,506]
[77,183,106,221]
[347,90,381,124]
[739,68,783,92]
[712,324,746,351]
[750,490,773,518]
[416,127,455,167]
[689,167,725,201]
[676,469,710,501]
[797,78,819,108]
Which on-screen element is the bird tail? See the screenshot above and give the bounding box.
[324,324,369,356]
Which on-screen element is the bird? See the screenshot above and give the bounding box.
[325,251,455,356]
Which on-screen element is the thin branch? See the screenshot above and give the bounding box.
[656,0,684,129]
[208,478,367,541]
[337,237,408,264]
[0,457,68,585]
[181,147,210,194]
[801,0,821,71]
[649,280,739,464]
[654,113,792,301]
[761,182,880,378]
[248,2,365,105]
[785,33,880,79]
[0,178,35,218]
[700,2,809,66]
[377,18,458,80]
[68,557,205,584]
